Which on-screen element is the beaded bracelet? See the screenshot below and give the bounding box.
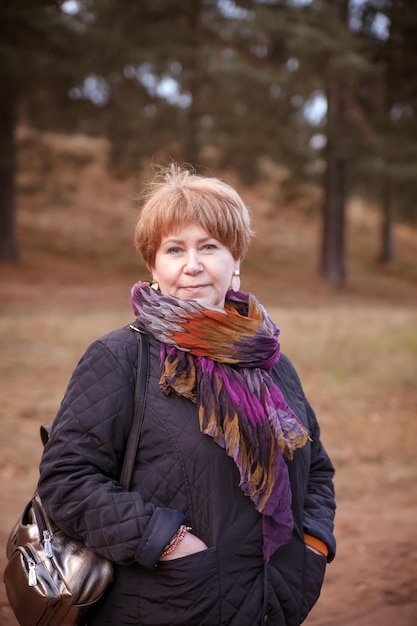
[161,525,192,557]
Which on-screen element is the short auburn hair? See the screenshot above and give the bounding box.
[134,164,254,269]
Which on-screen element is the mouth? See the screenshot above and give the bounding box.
[182,285,208,291]
[182,281,209,287]
[181,283,211,294]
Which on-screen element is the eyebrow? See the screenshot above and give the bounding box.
[162,235,217,245]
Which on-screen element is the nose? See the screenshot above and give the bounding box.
[184,249,203,273]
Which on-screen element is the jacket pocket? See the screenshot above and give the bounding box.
[300,547,327,622]
[139,547,220,625]
[267,560,300,626]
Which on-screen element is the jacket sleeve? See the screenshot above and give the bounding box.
[37,328,185,569]
[303,399,336,562]
[272,354,336,563]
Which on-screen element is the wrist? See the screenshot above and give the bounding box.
[161,525,192,558]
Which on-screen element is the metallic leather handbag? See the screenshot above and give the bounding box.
[3,326,149,626]
[4,492,113,626]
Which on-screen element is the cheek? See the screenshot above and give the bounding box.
[153,257,172,279]
[153,261,181,293]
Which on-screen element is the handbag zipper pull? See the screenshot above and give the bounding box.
[28,559,37,586]
[43,530,53,558]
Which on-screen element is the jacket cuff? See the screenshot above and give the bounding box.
[136,507,186,569]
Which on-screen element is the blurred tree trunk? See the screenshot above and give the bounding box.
[184,0,203,167]
[0,68,17,261]
[321,78,346,286]
[378,176,394,263]
[320,0,349,287]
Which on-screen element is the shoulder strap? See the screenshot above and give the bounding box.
[119,326,150,490]
[40,326,150,491]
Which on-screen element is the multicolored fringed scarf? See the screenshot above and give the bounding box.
[131,281,309,558]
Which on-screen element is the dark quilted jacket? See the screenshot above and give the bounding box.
[38,324,336,626]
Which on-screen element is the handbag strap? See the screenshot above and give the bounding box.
[119,325,150,490]
[40,325,150,491]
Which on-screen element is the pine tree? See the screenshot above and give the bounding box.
[354,0,417,261]
[0,0,87,260]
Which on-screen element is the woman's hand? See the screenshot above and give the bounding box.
[159,531,208,561]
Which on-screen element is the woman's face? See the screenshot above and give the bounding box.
[152,223,240,309]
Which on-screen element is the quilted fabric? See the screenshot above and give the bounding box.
[38,324,336,626]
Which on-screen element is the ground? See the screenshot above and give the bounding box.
[0,133,416,624]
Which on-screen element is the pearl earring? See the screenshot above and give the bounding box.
[231,270,240,292]
[151,279,159,291]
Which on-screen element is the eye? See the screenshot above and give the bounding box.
[167,246,182,254]
[201,242,218,251]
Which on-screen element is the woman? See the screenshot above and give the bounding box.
[38,165,336,626]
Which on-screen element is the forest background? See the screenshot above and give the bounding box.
[0,1,416,625]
